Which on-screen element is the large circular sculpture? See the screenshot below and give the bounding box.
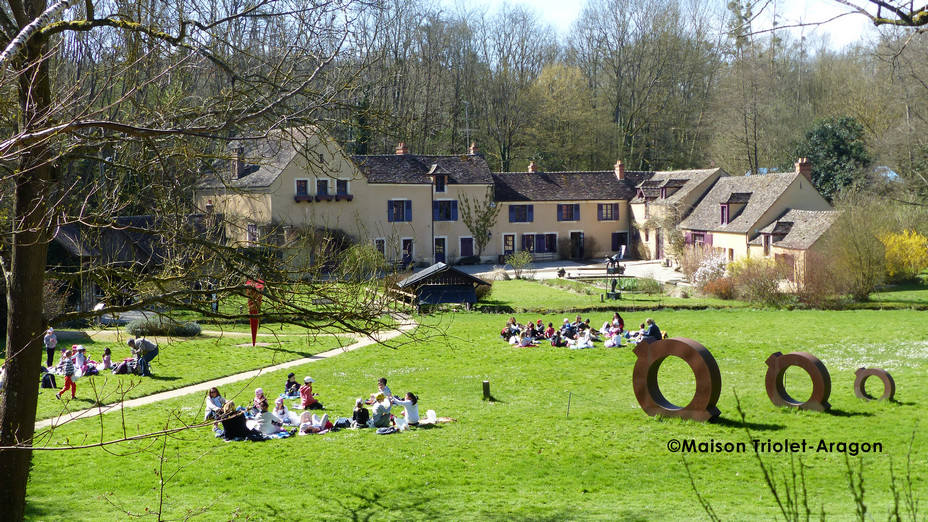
[854,368,895,401]
[632,337,721,421]
[764,351,831,411]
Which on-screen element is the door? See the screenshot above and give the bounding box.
[570,232,584,259]
[401,238,413,267]
[434,237,446,263]
[460,237,474,258]
[503,234,515,255]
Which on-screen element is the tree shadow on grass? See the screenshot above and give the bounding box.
[711,416,785,432]
[324,489,442,520]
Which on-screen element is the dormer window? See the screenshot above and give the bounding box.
[637,188,645,199]
[434,175,447,193]
[720,204,730,225]
[660,187,667,199]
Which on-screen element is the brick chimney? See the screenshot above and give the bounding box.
[395,142,409,155]
[527,161,539,173]
[615,160,625,181]
[468,142,479,155]
[231,146,245,179]
[795,157,812,184]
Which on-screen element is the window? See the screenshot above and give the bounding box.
[460,237,474,257]
[763,234,771,257]
[433,200,458,221]
[692,232,705,246]
[509,204,533,223]
[434,175,446,193]
[720,204,730,225]
[598,203,619,221]
[557,204,580,222]
[247,223,259,244]
[522,234,535,252]
[316,179,329,195]
[374,239,385,256]
[388,200,412,222]
[336,180,349,195]
[296,180,308,196]
[530,233,557,253]
[545,233,557,253]
[611,232,628,252]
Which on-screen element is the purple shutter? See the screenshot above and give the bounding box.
[451,200,458,221]
[404,200,412,222]
[387,201,394,222]
[705,233,713,246]
[557,204,564,222]
[597,205,603,221]
[433,201,440,221]
[612,203,619,220]
[573,204,580,220]
[527,205,534,222]
[509,206,516,223]
[684,231,692,244]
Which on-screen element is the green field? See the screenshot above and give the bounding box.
[18,282,928,520]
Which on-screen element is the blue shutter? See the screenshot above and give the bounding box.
[451,200,458,221]
[433,201,439,221]
[527,205,534,222]
[557,204,564,222]
[509,206,516,223]
[573,204,580,221]
[404,200,412,222]
[535,234,545,253]
[597,205,603,221]
[612,203,619,220]
[387,201,394,223]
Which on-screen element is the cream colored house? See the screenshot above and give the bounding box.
[747,209,841,280]
[678,160,833,262]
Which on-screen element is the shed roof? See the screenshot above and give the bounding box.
[397,262,491,289]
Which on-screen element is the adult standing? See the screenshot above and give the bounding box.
[43,328,58,367]
[128,337,159,377]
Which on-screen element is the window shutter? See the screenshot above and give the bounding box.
[387,201,394,223]
[573,204,580,220]
[404,200,412,222]
[612,203,619,220]
[527,205,534,222]
[557,204,564,222]
[509,206,516,223]
[433,201,439,221]
[451,200,458,221]
[706,233,713,246]
[597,205,603,221]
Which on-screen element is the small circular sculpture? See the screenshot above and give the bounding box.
[632,337,721,422]
[854,368,895,401]
[764,351,831,411]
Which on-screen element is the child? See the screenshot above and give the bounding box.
[99,348,112,371]
[284,372,300,397]
[299,376,322,410]
[299,412,330,434]
[249,388,267,416]
[254,399,287,435]
[392,392,420,426]
[273,397,297,425]
[56,350,76,400]
[352,398,370,428]
[368,377,392,404]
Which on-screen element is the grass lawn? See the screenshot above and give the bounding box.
[23,305,927,520]
[20,326,356,421]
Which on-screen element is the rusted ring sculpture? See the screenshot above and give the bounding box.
[632,337,721,422]
[854,368,895,401]
[764,351,831,411]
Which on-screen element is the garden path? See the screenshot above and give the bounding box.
[34,314,417,431]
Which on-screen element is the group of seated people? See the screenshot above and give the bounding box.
[204,376,422,441]
[501,314,663,349]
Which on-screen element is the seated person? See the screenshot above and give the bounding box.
[568,328,594,349]
[352,398,370,428]
[298,411,331,434]
[299,376,323,410]
[218,402,265,441]
[392,392,420,426]
[544,322,556,339]
[367,377,392,405]
[272,397,298,425]
[370,394,392,428]
[283,372,300,397]
[550,330,567,347]
[517,332,537,347]
[560,318,576,339]
[204,387,227,422]
[640,318,661,343]
[254,399,287,435]
[626,323,648,343]
[248,388,267,416]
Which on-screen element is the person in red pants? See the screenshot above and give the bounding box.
[56,350,77,399]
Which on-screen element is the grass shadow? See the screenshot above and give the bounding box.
[712,416,786,431]
[482,395,504,403]
[146,375,181,382]
[823,408,872,418]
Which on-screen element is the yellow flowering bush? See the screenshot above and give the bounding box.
[880,229,928,282]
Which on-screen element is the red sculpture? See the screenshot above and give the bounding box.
[632,337,722,422]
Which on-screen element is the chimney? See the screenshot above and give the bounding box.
[615,160,626,181]
[232,146,245,179]
[795,157,812,184]
[527,161,538,173]
[469,142,479,155]
[395,142,409,155]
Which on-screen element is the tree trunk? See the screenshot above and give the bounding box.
[0,4,54,517]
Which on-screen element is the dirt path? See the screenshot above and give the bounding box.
[35,316,417,431]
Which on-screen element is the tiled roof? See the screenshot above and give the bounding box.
[491,170,650,202]
[197,126,314,190]
[726,192,752,204]
[748,209,841,250]
[680,172,801,234]
[351,154,493,184]
[631,169,722,206]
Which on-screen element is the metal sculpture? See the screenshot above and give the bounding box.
[854,368,895,401]
[632,337,722,421]
[764,351,831,411]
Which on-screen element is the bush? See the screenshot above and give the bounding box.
[475,279,493,301]
[637,277,662,295]
[796,250,844,308]
[126,316,202,337]
[703,277,735,299]
[681,245,727,291]
[881,229,928,283]
[506,250,534,279]
[728,257,786,305]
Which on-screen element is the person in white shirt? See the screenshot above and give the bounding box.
[392,392,420,426]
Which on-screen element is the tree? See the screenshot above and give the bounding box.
[792,116,872,200]
[0,1,387,519]
[458,187,500,258]
[822,196,886,301]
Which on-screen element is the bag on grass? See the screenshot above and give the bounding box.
[334,417,351,429]
[376,427,398,435]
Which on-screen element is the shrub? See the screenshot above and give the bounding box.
[703,277,735,299]
[506,250,534,279]
[796,250,844,308]
[475,280,493,301]
[880,229,928,283]
[126,316,202,337]
[637,277,662,295]
[728,257,786,305]
[681,245,727,291]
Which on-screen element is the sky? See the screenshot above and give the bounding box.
[441,0,876,50]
